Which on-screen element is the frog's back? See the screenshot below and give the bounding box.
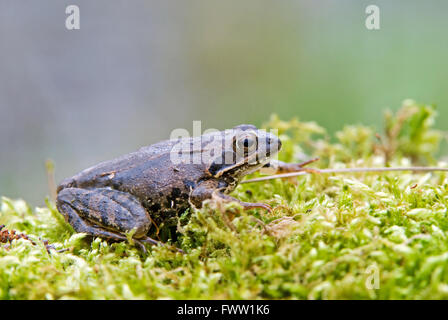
[57,138,207,198]
[58,139,186,189]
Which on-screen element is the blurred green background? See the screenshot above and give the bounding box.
[1,0,447,205]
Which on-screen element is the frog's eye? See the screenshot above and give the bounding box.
[234,132,258,154]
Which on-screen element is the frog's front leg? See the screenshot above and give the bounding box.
[56,187,160,248]
[260,158,320,174]
[190,180,272,212]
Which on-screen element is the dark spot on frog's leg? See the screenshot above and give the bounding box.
[149,203,161,212]
[181,192,189,200]
[172,188,181,198]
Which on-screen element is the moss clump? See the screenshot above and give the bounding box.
[1,100,448,299]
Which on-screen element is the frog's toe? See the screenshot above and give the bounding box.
[241,202,272,213]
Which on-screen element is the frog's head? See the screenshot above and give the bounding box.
[207,124,282,180]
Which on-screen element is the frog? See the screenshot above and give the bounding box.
[56,124,314,250]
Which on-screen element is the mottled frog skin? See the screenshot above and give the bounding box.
[56,124,310,249]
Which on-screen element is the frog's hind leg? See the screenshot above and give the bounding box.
[57,201,129,241]
[56,187,156,249]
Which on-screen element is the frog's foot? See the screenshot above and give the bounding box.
[56,187,153,251]
[240,201,272,213]
[212,192,272,213]
[190,180,272,214]
[139,236,184,254]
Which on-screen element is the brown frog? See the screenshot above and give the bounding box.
[56,124,312,249]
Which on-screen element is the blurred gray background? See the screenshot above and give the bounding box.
[1,0,448,205]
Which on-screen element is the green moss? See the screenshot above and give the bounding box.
[1,99,448,299]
